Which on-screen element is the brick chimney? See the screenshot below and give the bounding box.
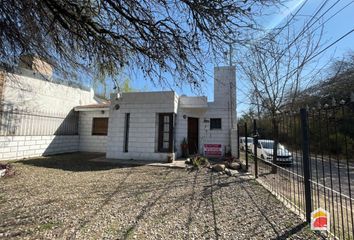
[19,55,53,77]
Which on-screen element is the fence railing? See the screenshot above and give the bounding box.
[0,105,78,136]
[238,102,354,239]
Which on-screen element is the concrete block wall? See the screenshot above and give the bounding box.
[0,65,101,161]
[175,66,236,158]
[175,103,232,157]
[2,68,96,113]
[107,91,177,161]
[78,111,109,152]
[0,135,79,161]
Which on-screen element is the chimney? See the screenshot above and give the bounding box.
[19,55,53,77]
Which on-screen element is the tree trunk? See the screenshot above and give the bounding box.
[272,117,278,174]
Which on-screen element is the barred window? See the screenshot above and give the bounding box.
[210,118,221,130]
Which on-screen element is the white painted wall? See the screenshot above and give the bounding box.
[78,111,109,153]
[175,66,237,158]
[107,91,177,161]
[0,135,78,160]
[0,67,99,161]
[2,68,96,113]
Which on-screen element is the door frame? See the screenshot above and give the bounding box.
[187,117,199,155]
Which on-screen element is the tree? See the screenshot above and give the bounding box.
[0,0,280,89]
[239,25,325,117]
[239,23,325,171]
[294,52,354,107]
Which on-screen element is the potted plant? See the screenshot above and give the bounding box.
[181,138,189,158]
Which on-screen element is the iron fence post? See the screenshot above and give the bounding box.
[253,119,258,178]
[300,108,312,224]
[245,122,248,171]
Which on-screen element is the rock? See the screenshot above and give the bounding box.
[226,162,240,170]
[212,164,225,172]
[0,169,6,177]
[225,168,238,176]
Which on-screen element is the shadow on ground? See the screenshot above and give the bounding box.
[1,153,325,239]
[15,152,151,172]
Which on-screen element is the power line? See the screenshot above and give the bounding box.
[278,27,354,83]
[310,0,354,34]
[286,0,342,49]
[259,0,345,74]
[269,0,309,38]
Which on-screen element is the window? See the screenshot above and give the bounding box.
[158,113,173,152]
[123,113,130,152]
[210,118,221,130]
[92,118,108,135]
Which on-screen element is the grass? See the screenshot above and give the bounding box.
[38,222,60,231]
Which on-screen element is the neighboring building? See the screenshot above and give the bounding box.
[0,56,103,160]
[0,57,237,162]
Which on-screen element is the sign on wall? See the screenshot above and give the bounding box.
[204,144,222,157]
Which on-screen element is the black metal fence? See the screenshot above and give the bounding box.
[238,102,354,239]
[0,105,79,136]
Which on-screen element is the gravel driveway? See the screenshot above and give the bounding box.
[0,153,323,239]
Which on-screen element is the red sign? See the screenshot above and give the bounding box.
[204,144,222,157]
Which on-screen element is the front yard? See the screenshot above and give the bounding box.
[0,153,322,239]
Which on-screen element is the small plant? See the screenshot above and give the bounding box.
[191,156,209,169]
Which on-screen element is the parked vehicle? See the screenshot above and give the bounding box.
[254,139,293,165]
[240,137,253,152]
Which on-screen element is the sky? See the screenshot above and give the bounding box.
[108,0,354,117]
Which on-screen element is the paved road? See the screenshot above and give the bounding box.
[291,155,354,198]
[241,150,354,198]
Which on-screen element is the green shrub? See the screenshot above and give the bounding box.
[191,156,209,168]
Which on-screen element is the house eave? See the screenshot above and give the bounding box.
[74,107,110,112]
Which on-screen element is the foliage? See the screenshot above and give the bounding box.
[0,0,280,89]
[285,52,354,110]
[191,156,209,169]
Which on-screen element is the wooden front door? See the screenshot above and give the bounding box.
[187,117,199,155]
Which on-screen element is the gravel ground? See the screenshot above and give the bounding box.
[0,153,324,239]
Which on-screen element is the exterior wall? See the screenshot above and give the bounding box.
[0,67,99,161]
[0,135,78,160]
[175,103,232,157]
[2,68,96,113]
[107,91,177,161]
[78,111,109,153]
[175,66,237,158]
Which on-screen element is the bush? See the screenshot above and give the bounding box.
[191,156,209,169]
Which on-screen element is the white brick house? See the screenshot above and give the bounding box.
[0,58,237,162]
[75,66,237,162]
